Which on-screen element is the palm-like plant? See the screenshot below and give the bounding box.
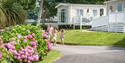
[0,0,27,27]
[0,8,6,28]
[0,0,36,28]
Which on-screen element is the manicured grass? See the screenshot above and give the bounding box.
[37,50,62,63]
[57,30,125,47]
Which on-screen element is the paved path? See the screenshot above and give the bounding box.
[53,45,125,63]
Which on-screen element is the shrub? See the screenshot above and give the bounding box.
[31,22,37,26]
[40,24,47,30]
[0,25,51,63]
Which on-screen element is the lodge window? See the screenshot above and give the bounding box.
[117,3,123,12]
[61,9,66,23]
[76,9,83,23]
[100,9,104,16]
[76,9,83,17]
[87,9,89,13]
[93,10,98,16]
[110,6,113,12]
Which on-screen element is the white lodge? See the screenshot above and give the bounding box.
[55,3,106,26]
[56,0,125,33]
[92,0,125,32]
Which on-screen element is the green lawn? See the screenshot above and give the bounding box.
[37,50,62,63]
[57,30,125,47]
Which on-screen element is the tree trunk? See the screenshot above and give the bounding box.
[37,0,44,25]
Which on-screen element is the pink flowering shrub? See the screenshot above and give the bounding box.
[0,25,51,63]
[14,46,39,62]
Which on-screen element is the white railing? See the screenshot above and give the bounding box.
[109,12,125,23]
[92,16,109,27]
[92,12,125,27]
[73,17,92,25]
[74,22,92,25]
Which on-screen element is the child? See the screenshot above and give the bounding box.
[53,27,58,46]
[60,29,64,45]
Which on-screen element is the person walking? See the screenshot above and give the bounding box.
[47,24,54,42]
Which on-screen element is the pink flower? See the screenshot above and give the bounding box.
[17,34,22,39]
[33,55,39,61]
[27,49,34,54]
[0,52,2,59]
[9,49,17,54]
[28,56,34,61]
[24,39,27,43]
[19,51,24,55]
[14,51,19,56]
[27,35,33,39]
[47,41,52,50]
[27,60,32,63]
[9,41,16,46]
[43,34,48,39]
[5,43,15,50]
[12,45,39,63]
[26,46,30,49]
[17,56,21,60]
[32,33,35,37]
[21,55,25,59]
[30,42,37,48]
[24,36,27,39]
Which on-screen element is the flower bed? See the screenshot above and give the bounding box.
[0,25,51,63]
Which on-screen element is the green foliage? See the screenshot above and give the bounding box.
[0,0,27,27]
[0,48,14,63]
[1,31,13,42]
[31,22,37,26]
[1,25,49,62]
[0,9,6,28]
[0,0,36,28]
[2,25,40,42]
[40,24,47,30]
[18,0,36,10]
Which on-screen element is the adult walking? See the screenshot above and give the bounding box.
[47,24,54,42]
[53,27,58,46]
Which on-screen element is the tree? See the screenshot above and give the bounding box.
[37,0,44,25]
[0,0,36,28]
[17,0,36,10]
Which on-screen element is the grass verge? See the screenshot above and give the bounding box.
[57,30,125,47]
[37,50,62,63]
